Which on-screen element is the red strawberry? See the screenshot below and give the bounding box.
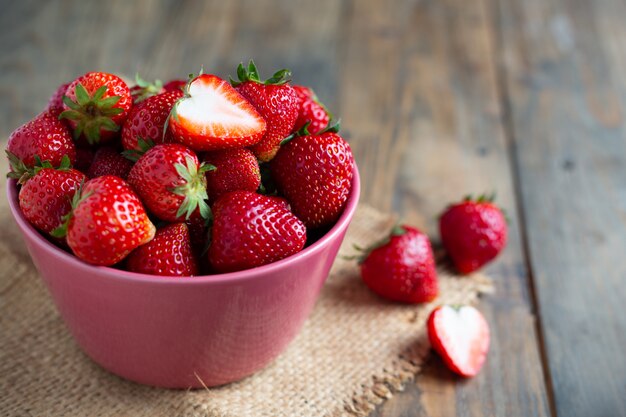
[61,72,132,145]
[271,124,354,228]
[6,112,76,180]
[439,194,508,274]
[129,74,165,104]
[127,143,211,222]
[163,79,187,92]
[231,61,299,161]
[292,85,330,135]
[126,222,199,276]
[87,147,134,180]
[18,158,86,235]
[122,90,183,152]
[168,74,266,152]
[359,225,439,303]
[74,148,95,173]
[203,148,260,201]
[209,191,306,273]
[46,82,70,117]
[427,305,490,377]
[53,175,156,266]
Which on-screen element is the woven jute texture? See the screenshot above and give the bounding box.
[0,200,493,417]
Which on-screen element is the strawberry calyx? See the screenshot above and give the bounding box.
[131,73,164,103]
[463,192,496,204]
[50,180,90,238]
[59,83,123,145]
[230,60,291,87]
[122,137,156,162]
[171,156,215,220]
[280,119,341,146]
[346,223,407,264]
[6,152,71,184]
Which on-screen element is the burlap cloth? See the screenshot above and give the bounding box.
[0,197,493,417]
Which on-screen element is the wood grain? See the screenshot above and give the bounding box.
[495,0,626,416]
[0,0,563,415]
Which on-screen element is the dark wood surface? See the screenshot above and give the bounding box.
[0,0,623,416]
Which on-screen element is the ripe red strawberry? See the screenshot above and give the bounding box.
[61,72,132,145]
[231,61,299,161]
[18,158,86,235]
[6,112,76,180]
[163,79,187,92]
[209,191,307,273]
[271,124,354,228]
[126,222,199,276]
[52,175,156,266]
[129,74,165,104]
[46,82,70,117]
[168,74,266,152]
[87,146,134,180]
[203,148,260,201]
[427,305,490,377]
[359,225,439,303]
[439,194,508,274]
[292,85,330,135]
[127,143,211,222]
[122,90,183,152]
[74,147,95,173]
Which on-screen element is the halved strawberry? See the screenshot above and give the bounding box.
[427,305,490,377]
[168,74,266,152]
[126,222,198,276]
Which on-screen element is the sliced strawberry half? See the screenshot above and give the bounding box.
[427,305,490,377]
[168,74,266,152]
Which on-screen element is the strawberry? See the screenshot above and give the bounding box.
[168,74,266,152]
[129,74,165,104]
[126,222,199,276]
[270,123,354,228]
[61,72,132,145]
[121,90,183,152]
[74,147,95,173]
[52,175,156,266]
[208,191,306,273]
[127,143,211,222]
[292,85,330,135]
[439,194,508,274]
[18,157,86,235]
[231,60,299,161]
[163,79,187,92]
[6,112,76,180]
[87,146,134,180]
[358,225,439,303]
[46,82,70,117]
[203,148,260,201]
[427,305,490,377]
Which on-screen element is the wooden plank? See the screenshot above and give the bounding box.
[334,0,551,416]
[494,0,626,415]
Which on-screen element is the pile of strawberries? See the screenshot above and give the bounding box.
[6,61,354,275]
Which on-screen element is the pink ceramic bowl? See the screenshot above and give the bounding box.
[7,167,359,388]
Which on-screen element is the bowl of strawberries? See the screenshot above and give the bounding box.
[5,61,359,388]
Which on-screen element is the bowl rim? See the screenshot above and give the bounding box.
[7,165,360,286]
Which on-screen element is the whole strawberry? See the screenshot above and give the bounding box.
[126,223,199,276]
[359,225,439,303]
[73,147,95,173]
[129,74,165,104]
[61,72,132,145]
[271,123,354,228]
[209,191,307,273]
[18,157,86,235]
[6,112,76,179]
[168,74,266,151]
[127,143,211,222]
[292,85,330,135]
[163,79,187,92]
[122,90,183,152]
[203,148,260,201]
[53,175,156,266]
[46,82,70,117]
[87,147,134,180]
[439,194,508,274]
[231,60,298,161]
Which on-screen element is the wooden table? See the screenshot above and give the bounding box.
[2,1,625,416]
